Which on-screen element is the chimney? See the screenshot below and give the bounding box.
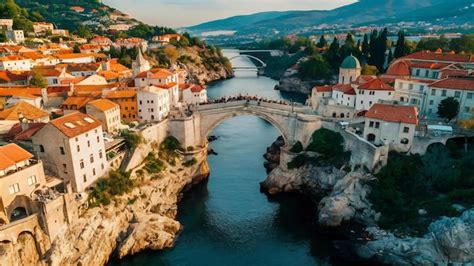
[19,113,29,131]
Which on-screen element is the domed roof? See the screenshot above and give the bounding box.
[340,55,361,69]
[386,60,411,77]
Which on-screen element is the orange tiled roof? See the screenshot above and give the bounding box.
[74,83,119,92]
[0,55,28,61]
[366,104,418,125]
[55,53,107,59]
[0,87,42,97]
[386,60,411,77]
[0,143,33,170]
[98,70,119,80]
[191,85,205,93]
[62,96,95,109]
[136,68,174,79]
[314,85,333,93]
[0,101,48,121]
[155,82,177,89]
[403,50,474,63]
[87,98,118,112]
[50,112,101,138]
[410,62,451,70]
[105,90,136,99]
[0,70,29,82]
[358,78,394,91]
[429,78,474,91]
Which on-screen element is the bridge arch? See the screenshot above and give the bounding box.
[228,55,266,68]
[202,109,290,146]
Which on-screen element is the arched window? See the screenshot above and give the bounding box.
[367,134,376,142]
[340,113,345,118]
[349,76,353,83]
[332,112,337,118]
[400,138,409,144]
[10,207,27,222]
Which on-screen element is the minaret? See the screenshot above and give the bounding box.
[132,47,151,77]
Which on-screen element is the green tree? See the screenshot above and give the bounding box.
[374,28,388,71]
[73,43,80,53]
[76,25,92,39]
[299,54,331,80]
[0,31,6,42]
[417,37,450,51]
[30,70,47,88]
[437,97,460,121]
[368,29,378,65]
[449,34,474,54]
[324,37,340,70]
[362,33,370,58]
[387,49,394,65]
[316,35,327,48]
[344,33,355,47]
[394,31,408,58]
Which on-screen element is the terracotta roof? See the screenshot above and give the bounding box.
[0,70,29,82]
[55,53,106,60]
[3,122,46,141]
[429,78,474,91]
[155,82,177,89]
[0,101,49,121]
[0,87,42,97]
[105,90,136,99]
[403,50,474,63]
[64,63,98,72]
[0,55,28,61]
[62,96,95,109]
[74,83,119,92]
[49,112,101,138]
[109,61,130,73]
[87,98,118,112]
[0,143,33,170]
[136,68,174,79]
[354,75,376,85]
[440,69,470,79]
[191,85,205,93]
[34,67,62,77]
[20,52,47,60]
[98,70,119,80]
[366,104,418,124]
[314,85,333,93]
[410,62,451,70]
[386,60,411,76]
[358,78,394,91]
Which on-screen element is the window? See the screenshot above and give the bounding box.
[468,93,473,99]
[415,69,420,76]
[93,168,96,176]
[97,136,100,143]
[8,183,20,195]
[63,164,67,173]
[400,97,405,102]
[80,159,84,169]
[90,154,94,163]
[101,163,104,170]
[454,91,461,98]
[27,175,37,186]
[369,121,374,127]
[429,100,434,105]
[424,70,429,77]
[139,100,142,104]
[464,107,470,113]
[87,140,90,147]
[431,89,436,96]
[77,145,80,152]
[39,145,45,152]
[409,84,413,90]
[83,174,87,183]
[85,133,88,137]
[60,147,65,155]
[441,90,447,96]
[420,85,425,92]
[403,127,409,133]
[99,150,103,159]
[400,138,409,144]
[375,122,380,129]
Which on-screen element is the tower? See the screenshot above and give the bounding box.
[132,47,151,77]
[339,54,361,84]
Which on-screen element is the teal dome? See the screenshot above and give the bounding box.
[340,55,361,69]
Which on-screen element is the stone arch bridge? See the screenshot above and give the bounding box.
[170,100,321,149]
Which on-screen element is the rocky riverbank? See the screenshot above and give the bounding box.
[1,152,209,265]
[274,76,316,95]
[260,137,474,264]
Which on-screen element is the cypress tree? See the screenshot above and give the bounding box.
[362,33,370,57]
[394,30,407,58]
[368,29,378,65]
[317,35,327,48]
[375,28,388,71]
[387,49,394,65]
[345,33,355,47]
[325,37,341,70]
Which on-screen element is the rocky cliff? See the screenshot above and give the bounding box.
[261,139,474,264]
[274,76,316,95]
[0,153,209,265]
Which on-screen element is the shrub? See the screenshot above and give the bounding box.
[161,136,181,152]
[287,154,307,169]
[144,153,165,173]
[306,128,344,157]
[90,170,133,207]
[290,141,303,153]
[121,130,143,151]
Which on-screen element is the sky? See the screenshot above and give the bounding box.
[103,0,356,28]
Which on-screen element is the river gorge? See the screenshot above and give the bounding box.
[112,52,337,265]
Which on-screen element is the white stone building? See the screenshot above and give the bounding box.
[364,103,418,152]
[181,84,208,104]
[137,86,170,122]
[31,112,108,193]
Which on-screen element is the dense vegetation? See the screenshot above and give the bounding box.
[287,128,350,170]
[369,138,474,236]
[90,170,134,207]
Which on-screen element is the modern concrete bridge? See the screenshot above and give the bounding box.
[170,100,321,149]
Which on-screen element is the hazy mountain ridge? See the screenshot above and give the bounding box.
[186,0,473,35]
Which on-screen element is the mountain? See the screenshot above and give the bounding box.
[186,0,474,35]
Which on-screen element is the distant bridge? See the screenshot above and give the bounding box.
[228,54,267,69]
[223,49,283,72]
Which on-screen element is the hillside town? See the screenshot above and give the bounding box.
[0,0,474,264]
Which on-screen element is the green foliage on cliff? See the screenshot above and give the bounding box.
[144,152,165,173]
[369,139,474,236]
[90,170,134,207]
[289,141,303,153]
[121,130,143,152]
[287,129,350,169]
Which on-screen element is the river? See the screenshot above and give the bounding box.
[114,51,334,265]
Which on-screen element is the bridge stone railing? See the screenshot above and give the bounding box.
[192,100,314,115]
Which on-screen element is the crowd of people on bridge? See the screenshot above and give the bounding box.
[200,94,292,106]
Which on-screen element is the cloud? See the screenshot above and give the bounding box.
[103,0,356,27]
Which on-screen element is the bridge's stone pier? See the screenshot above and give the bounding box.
[170,100,321,149]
